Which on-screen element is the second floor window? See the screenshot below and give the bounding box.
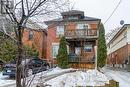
[56,26,64,37]
[77,23,89,29]
[28,31,33,40]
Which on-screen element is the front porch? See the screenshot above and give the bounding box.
[67,40,97,69]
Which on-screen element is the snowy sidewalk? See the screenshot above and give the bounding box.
[103,67,130,87]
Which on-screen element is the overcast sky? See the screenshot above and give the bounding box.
[70,0,130,33]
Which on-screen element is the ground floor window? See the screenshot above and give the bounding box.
[84,44,92,52]
[52,43,69,58]
[52,44,59,58]
[75,47,81,55]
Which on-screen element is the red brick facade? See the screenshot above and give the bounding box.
[45,10,100,64]
[22,29,47,58]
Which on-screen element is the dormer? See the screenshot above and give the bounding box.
[61,10,84,20]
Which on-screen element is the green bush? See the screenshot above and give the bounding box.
[97,23,107,68]
[57,36,68,69]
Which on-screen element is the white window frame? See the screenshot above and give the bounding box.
[77,23,90,29]
[52,43,59,58]
[56,26,64,37]
[52,43,69,58]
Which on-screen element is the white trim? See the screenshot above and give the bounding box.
[52,43,59,58]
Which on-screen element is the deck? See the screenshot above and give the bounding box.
[65,29,98,39]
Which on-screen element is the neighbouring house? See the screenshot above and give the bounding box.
[107,24,130,68]
[22,21,47,59]
[45,10,101,68]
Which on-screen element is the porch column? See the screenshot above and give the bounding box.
[94,46,97,70]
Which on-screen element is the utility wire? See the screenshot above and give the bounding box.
[104,0,122,24]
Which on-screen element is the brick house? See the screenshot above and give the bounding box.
[45,10,101,68]
[22,22,47,58]
[107,24,130,68]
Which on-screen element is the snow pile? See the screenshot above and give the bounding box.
[27,67,76,87]
[0,67,74,87]
[45,69,109,87]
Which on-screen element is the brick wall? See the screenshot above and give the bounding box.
[107,44,128,65]
[46,22,98,61]
[22,29,47,58]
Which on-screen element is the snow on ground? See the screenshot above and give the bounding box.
[45,69,109,87]
[3,67,129,87]
[103,67,130,87]
[0,72,15,87]
[0,67,75,87]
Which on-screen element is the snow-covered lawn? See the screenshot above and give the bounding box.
[0,68,76,87]
[2,67,130,87]
[0,72,15,87]
[0,68,109,87]
[45,69,109,87]
[103,67,130,87]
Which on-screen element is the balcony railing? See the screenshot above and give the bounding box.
[69,56,95,63]
[65,29,98,39]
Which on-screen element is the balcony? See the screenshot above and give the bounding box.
[65,29,98,39]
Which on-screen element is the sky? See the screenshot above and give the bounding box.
[69,0,130,33]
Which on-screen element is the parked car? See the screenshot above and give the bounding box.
[3,58,50,77]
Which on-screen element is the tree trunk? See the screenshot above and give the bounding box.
[16,26,23,87]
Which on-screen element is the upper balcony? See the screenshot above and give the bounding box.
[65,29,99,39]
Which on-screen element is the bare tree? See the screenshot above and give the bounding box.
[105,27,121,43]
[0,0,70,87]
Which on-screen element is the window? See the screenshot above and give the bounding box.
[52,45,59,58]
[77,23,89,29]
[68,16,78,20]
[56,26,64,37]
[75,47,81,55]
[28,31,33,40]
[84,45,92,52]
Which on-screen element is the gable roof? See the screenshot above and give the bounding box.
[26,20,47,34]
